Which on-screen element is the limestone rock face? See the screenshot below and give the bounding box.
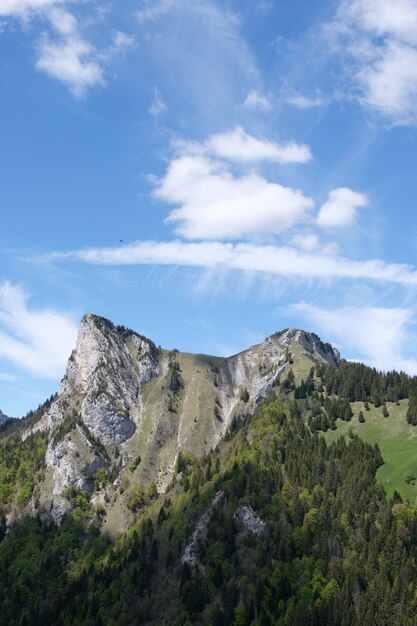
[0,409,11,428]
[43,314,160,445]
[217,327,339,419]
[22,315,339,526]
[234,505,267,537]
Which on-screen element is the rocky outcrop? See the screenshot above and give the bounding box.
[234,505,267,538]
[0,409,11,428]
[41,314,160,445]
[182,491,225,564]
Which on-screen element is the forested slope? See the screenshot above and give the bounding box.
[1,396,417,625]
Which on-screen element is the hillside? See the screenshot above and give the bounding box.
[1,395,417,626]
[2,315,417,624]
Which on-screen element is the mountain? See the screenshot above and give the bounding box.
[1,386,417,626]
[0,410,10,428]
[3,314,417,625]
[23,313,339,530]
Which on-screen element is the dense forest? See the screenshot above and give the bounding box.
[1,387,417,625]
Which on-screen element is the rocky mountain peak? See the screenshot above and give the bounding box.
[273,328,340,366]
[46,314,160,444]
[0,409,10,427]
[24,315,340,527]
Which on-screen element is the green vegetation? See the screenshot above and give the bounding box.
[0,432,47,539]
[324,400,417,501]
[2,396,417,624]
[5,352,417,623]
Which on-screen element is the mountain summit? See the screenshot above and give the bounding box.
[0,409,10,428]
[24,314,339,529]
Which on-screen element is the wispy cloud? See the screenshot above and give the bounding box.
[136,0,174,23]
[36,33,105,98]
[0,0,57,19]
[0,282,78,378]
[149,86,168,117]
[244,89,272,111]
[52,240,417,286]
[292,301,417,373]
[134,0,260,127]
[0,372,18,382]
[285,94,325,109]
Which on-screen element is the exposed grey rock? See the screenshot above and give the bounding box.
[49,496,73,524]
[234,505,267,537]
[0,409,11,427]
[45,426,108,496]
[182,491,225,564]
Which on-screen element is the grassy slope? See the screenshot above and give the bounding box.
[323,399,417,502]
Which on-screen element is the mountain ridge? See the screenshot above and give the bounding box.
[0,409,10,426]
[19,313,340,529]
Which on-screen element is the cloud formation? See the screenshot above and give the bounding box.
[0,0,57,18]
[0,282,78,378]
[317,187,369,228]
[285,94,324,109]
[244,89,272,111]
[1,1,134,97]
[55,239,417,286]
[149,87,168,117]
[136,0,174,23]
[36,32,104,98]
[203,127,312,164]
[292,302,417,373]
[155,154,314,240]
[333,0,417,123]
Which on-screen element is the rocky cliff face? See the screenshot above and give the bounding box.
[0,410,10,428]
[23,315,340,529]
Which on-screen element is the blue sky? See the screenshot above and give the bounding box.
[2,0,417,416]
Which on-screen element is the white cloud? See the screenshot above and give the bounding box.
[292,302,417,374]
[0,0,57,18]
[340,0,417,45]
[55,239,417,286]
[112,31,135,51]
[290,233,339,255]
[147,128,313,240]
[1,1,105,97]
[357,40,417,119]
[154,154,314,239]
[36,35,104,97]
[333,0,417,123]
[136,0,174,22]
[317,187,369,228]
[0,282,78,378]
[204,126,312,164]
[1,2,134,97]
[149,87,168,117]
[244,89,272,111]
[47,6,76,35]
[285,94,324,109]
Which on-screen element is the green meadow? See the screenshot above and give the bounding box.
[323,399,417,502]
